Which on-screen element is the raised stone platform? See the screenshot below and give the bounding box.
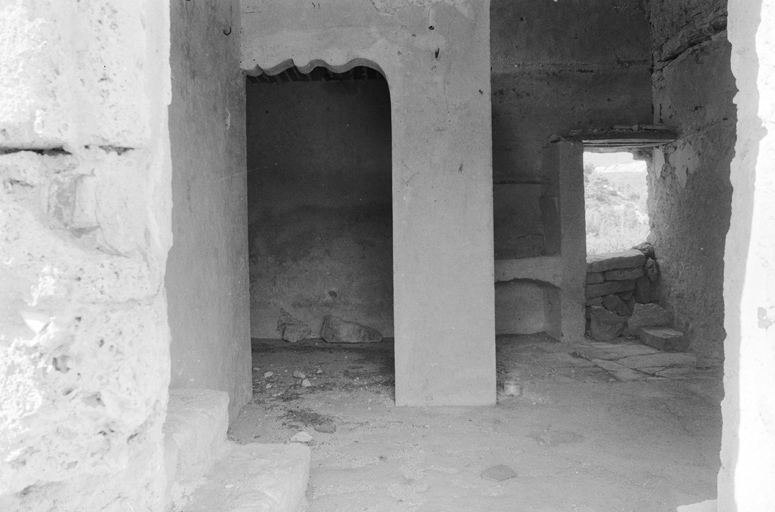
[165,389,310,512]
[182,443,310,512]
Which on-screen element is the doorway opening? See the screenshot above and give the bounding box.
[583,150,649,256]
[245,65,395,399]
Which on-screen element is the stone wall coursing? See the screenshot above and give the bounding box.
[0,1,172,510]
[166,0,251,422]
[648,0,735,366]
[490,0,652,260]
[247,79,393,339]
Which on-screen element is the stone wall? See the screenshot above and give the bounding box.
[166,0,251,422]
[246,78,393,339]
[0,1,172,510]
[490,0,652,259]
[647,0,736,366]
[490,0,653,336]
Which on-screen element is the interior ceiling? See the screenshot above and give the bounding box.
[247,65,385,84]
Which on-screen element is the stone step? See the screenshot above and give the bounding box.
[181,443,311,512]
[638,326,689,352]
[164,389,231,506]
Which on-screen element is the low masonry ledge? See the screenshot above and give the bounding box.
[495,256,562,287]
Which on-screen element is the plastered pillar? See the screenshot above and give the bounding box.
[540,142,586,343]
[719,0,775,510]
[241,0,496,406]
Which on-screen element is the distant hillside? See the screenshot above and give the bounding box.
[584,164,649,255]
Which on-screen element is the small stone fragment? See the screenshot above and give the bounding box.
[628,303,673,332]
[588,306,627,341]
[481,464,518,482]
[632,242,655,259]
[313,422,336,433]
[293,371,306,379]
[263,371,273,378]
[320,315,382,343]
[265,384,272,389]
[316,369,323,374]
[290,431,313,443]
[253,367,259,371]
[277,308,312,343]
[645,258,659,281]
[301,379,312,387]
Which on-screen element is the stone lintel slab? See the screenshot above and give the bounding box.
[586,250,646,273]
[604,267,645,281]
[638,326,689,352]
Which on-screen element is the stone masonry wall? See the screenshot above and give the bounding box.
[0,1,173,510]
[246,78,393,339]
[647,0,736,366]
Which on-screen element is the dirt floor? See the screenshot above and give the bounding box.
[229,334,722,512]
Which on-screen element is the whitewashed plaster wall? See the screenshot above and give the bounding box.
[0,1,172,510]
[719,0,775,510]
[242,0,496,406]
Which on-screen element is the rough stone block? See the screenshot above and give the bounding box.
[588,306,626,341]
[586,250,646,273]
[603,294,631,316]
[277,309,311,343]
[181,443,311,512]
[586,272,605,284]
[585,279,637,299]
[638,326,689,352]
[628,303,673,331]
[320,315,382,344]
[604,267,644,281]
[634,276,652,303]
[586,296,604,307]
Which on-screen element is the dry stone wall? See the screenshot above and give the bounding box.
[0,1,172,510]
[647,0,735,366]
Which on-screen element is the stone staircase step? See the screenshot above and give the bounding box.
[181,443,311,512]
[638,326,689,352]
[164,389,230,506]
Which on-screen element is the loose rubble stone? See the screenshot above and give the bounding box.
[628,303,673,331]
[586,279,637,299]
[481,464,517,482]
[632,242,655,259]
[588,306,627,341]
[292,371,306,379]
[586,272,605,284]
[290,431,314,443]
[645,258,659,281]
[277,308,312,343]
[604,267,644,281]
[313,422,336,433]
[586,296,604,307]
[301,379,312,387]
[639,326,689,352]
[587,250,646,273]
[603,294,631,317]
[263,371,273,378]
[320,315,383,343]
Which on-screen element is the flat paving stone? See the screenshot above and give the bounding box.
[591,359,647,381]
[616,352,697,370]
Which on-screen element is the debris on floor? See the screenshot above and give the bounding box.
[230,335,721,511]
[320,315,383,343]
[481,464,518,482]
